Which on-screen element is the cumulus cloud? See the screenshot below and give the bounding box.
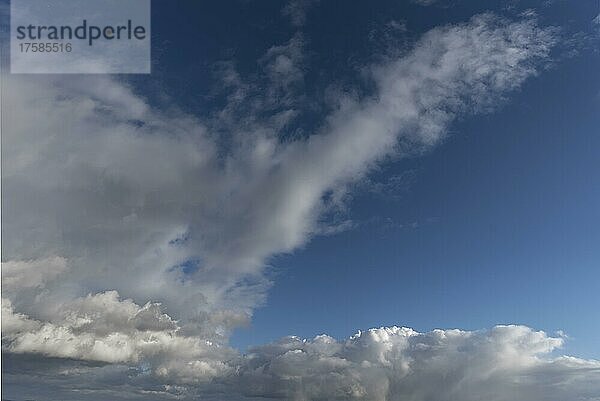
[2,293,235,381]
[3,324,599,400]
[3,12,595,401]
[230,325,600,401]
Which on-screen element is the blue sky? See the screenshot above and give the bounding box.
[2,1,600,400]
[232,33,600,357]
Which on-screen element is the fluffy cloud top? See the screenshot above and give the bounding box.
[2,293,235,382]
[231,325,600,401]
[3,317,600,400]
[3,11,598,401]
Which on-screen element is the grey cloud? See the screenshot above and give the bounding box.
[2,256,68,290]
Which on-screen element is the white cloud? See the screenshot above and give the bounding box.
[230,326,600,401]
[3,322,599,400]
[2,292,235,381]
[2,12,593,401]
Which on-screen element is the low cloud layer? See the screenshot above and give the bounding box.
[2,294,235,382]
[232,325,600,401]
[3,321,599,400]
[2,11,598,400]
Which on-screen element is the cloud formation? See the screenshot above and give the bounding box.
[2,293,235,382]
[231,325,600,401]
[3,12,597,401]
[3,323,600,400]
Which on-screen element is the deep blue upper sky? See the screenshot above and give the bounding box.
[127,0,599,357]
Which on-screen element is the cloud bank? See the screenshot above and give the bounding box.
[3,320,599,400]
[3,12,598,400]
[231,325,600,401]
